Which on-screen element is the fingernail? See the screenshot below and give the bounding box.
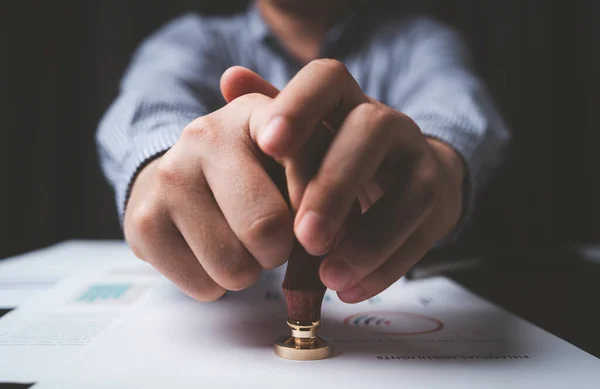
[321,258,355,291]
[338,285,365,303]
[296,211,335,255]
[260,116,289,155]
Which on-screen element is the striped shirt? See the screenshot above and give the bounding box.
[97,4,510,232]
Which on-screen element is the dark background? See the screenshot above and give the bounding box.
[1,0,598,258]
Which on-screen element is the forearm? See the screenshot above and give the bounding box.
[96,14,227,223]
[391,17,510,240]
[402,71,510,199]
[97,92,206,222]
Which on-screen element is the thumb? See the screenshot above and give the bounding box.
[220,66,280,103]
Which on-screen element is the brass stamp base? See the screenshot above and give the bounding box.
[274,335,333,360]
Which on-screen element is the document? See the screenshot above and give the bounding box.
[0,240,132,308]
[0,242,160,383]
[0,241,598,388]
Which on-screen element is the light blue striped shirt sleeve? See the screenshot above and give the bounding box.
[384,17,509,238]
[96,15,228,219]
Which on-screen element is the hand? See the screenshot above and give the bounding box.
[253,59,466,303]
[124,70,313,301]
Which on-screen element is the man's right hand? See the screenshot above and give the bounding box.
[124,71,297,301]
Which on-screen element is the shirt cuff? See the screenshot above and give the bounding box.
[116,123,188,225]
[419,124,495,244]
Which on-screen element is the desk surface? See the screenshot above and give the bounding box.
[1,243,599,358]
[423,246,600,358]
[2,242,599,360]
[0,241,599,388]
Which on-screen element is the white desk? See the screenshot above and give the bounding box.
[0,241,598,388]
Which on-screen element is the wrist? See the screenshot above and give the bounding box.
[124,156,163,219]
[426,137,467,238]
[427,138,465,183]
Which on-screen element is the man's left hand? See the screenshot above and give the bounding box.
[223,60,466,303]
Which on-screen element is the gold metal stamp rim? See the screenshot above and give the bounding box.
[274,335,333,361]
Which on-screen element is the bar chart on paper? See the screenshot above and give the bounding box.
[73,283,148,305]
[76,284,130,302]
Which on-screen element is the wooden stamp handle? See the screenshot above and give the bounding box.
[282,243,326,323]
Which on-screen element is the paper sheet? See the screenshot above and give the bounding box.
[0,240,132,308]
[0,242,160,383]
[0,241,598,388]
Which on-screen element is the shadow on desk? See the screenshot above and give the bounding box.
[410,245,600,359]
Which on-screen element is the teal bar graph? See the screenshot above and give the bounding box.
[77,284,131,302]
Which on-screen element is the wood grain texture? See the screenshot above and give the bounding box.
[282,243,326,323]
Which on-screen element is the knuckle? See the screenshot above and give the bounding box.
[215,255,261,292]
[129,200,161,239]
[312,58,348,76]
[352,103,396,139]
[156,155,186,185]
[232,93,271,132]
[192,284,227,302]
[123,189,163,261]
[262,256,287,271]
[372,107,397,131]
[242,209,292,245]
[353,101,378,116]
[228,267,260,292]
[126,239,146,261]
[397,111,421,132]
[182,116,220,146]
[260,234,294,270]
[235,92,271,107]
[172,265,227,302]
[413,166,439,210]
[148,252,223,301]
[204,237,262,291]
[195,289,226,303]
[372,107,398,140]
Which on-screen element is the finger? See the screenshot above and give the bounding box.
[157,150,263,291]
[219,72,334,217]
[185,123,295,270]
[337,226,434,303]
[148,231,227,302]
[204,152,295,269]
[294,103,394,255]
[220,66,279,103]
[127,205,226,302]
[319,163,437,292]
[260,59,368,158]
[236,92,334,214]
[283,124,332,211]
